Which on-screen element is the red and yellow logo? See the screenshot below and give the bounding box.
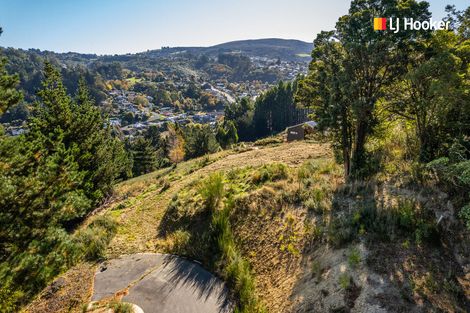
[374,17,387,30]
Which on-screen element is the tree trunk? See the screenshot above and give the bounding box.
[341,109,351,179]
[351,118,368,179]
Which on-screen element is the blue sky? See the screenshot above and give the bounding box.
[0,0,468,55]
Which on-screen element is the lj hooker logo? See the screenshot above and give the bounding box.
[373,17,450,32]
[374,17,387,30]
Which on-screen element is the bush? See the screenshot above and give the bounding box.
[73,216,117,261]
[428,155,470,230]
[0,278,24,313]
[0,227,80,312]
[304,187,327,213]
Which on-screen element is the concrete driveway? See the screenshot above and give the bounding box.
[92,253,232,313]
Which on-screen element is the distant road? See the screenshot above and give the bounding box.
[211,86,236,103]
[92,253,232,313]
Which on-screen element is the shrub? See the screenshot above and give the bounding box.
[74,216,117,261]
[0,278,24,313]
[327,214,355,247]
[0,227,80,312]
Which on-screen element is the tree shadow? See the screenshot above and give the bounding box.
[155,254,233,312]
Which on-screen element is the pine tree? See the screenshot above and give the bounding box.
[131,137,158,176]
[0,59,22,116]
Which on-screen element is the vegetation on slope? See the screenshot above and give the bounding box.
[0,60,127,312]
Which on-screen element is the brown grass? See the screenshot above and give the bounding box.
[23,263,96,313]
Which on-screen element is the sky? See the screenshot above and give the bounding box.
[0,0,468,55]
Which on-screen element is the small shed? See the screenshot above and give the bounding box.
[286,121,317,142]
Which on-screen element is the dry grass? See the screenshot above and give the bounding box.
[22,263,96,313]
[106,141,331,257]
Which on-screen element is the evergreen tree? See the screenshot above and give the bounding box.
[216,120,238,148]
[0,58,22,116]
[131,137,159,176]
[183,123,219,159]
[0,63,131,310]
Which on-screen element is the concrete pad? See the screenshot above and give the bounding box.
[92,253,232,313]
[92,253,166,301]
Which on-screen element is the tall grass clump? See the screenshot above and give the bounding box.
[199,172,225,210]
[251,163,288,185]
[212,201,265,313]
[108,300,133,313]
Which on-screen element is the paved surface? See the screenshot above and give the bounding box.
[92,253,232,313]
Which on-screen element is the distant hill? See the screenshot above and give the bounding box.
[143,38,313,62]
[202,38,313,61]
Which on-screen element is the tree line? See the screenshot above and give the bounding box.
[223,80,310,142]
[0,55,130,310]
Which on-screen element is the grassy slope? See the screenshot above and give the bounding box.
[25,139,470,313]
[106,141,329,257]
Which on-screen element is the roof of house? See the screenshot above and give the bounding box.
[286,121,317,130]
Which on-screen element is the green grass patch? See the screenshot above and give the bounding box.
[251,163,288,185]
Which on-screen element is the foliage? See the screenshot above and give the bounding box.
[0,63,124,311]
[327,189,438,247]
[167,123,185,163]
[385,30,470,162]
[182,123,219,159]
[0,47,108,103]
[347,247,361,269]
[108,300,134,313]
[459,204,470,230]
[129,127,169,177]
[74,216,117,261]
[427,141,470,230]
[251,163,288,184]
[224,80,309,142]
[216,120,238,148]
[253,136,283,146]
[297,0,432,179]
[224,97,255,141]
[253,80,306,138]
[339,273,351,289]
[0,57,22,115]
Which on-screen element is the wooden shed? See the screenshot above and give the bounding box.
[286,121,317,142]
